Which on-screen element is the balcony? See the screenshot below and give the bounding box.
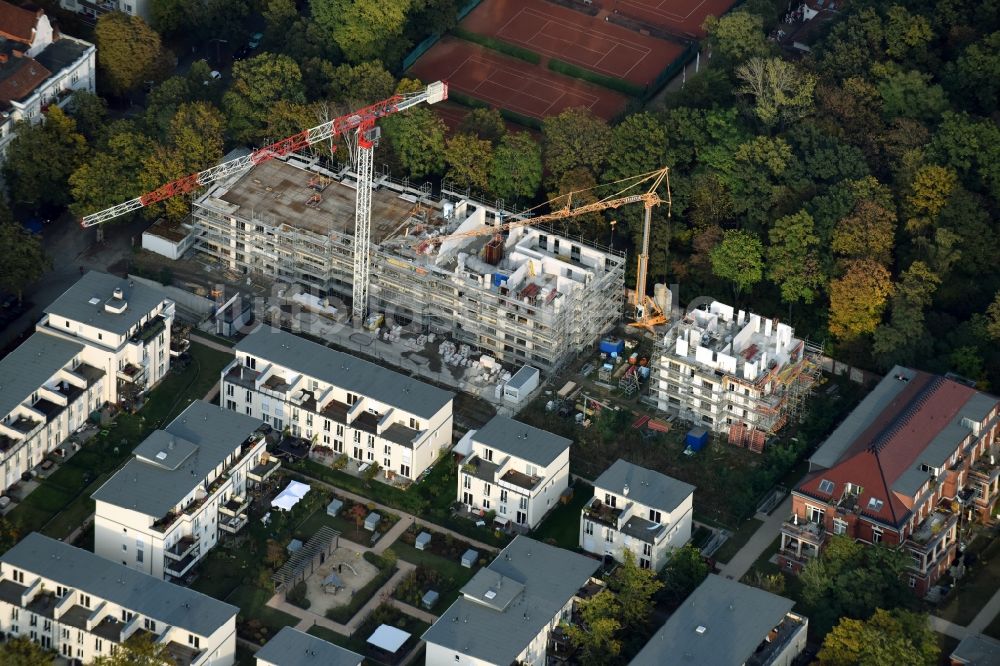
[165,550,200,578]
[248,456,281,482]
[781,516,826,546]
[219,513,248,534]
[131,316,166,344]
[8,415,42,435]
[117,363,148,384]
[582,497,625,530]
[165,535,199,561]
[220,495,249,517]
[500,468,542,492]
[907,506,958,556]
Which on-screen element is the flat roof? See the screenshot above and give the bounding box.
[0,332,83,419]
[92,400,263,517]
[951,633,1000,665]
[1,533,236,636]
[255,627,362,666]
[630,575,795,666]
[423,536,597,665]
[506,366,539,391]
[367,624,410,653]
[210,158,417,242]
[44,271,168,336]
[593,459,695,512]
[472,415,571,467]
[235,326,453,420]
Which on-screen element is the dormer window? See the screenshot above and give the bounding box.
[818,479,834,494]
[867,497,884,512]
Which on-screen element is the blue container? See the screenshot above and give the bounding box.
[492,273,509,288]
[685,427,709,452]
[599,337,625,355]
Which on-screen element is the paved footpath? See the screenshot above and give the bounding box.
[716,495,791,580]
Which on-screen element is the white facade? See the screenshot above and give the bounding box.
[502,365,539,405]
[457,417,570,529]
[0,533,236,665]
[142,225,196,260]
[222,326,454,482]
[92,402,276,580]
[579,461,694,571]
[58,0,151,22]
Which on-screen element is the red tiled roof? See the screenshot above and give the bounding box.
[0,1,41,46]
[0,56,50,103]
[797,371,977,526]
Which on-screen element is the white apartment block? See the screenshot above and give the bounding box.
[0,1,96,159]
[92,400,276,581]
[222,325,454,482]
[58,0,150,22]
[0,532,237,665]
[0,333,104,491]
[458,416,570,529]
[183,156,625,373]
[580,459,694,571]
[650,301,819,452]
[37,271,175,408]
[423,536,598,666]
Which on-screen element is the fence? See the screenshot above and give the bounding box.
[402,0,485,72]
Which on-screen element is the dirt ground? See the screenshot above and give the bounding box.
[302,546,380,615]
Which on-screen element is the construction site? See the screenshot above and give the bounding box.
[184,154,626,375]
[649,301,822,453]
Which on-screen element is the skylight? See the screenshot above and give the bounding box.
[867,497,884,511]
[818,479,834,494]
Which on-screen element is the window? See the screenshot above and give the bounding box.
[604,529,614,543]
[56,585,68,597]
[872,528,883,544]
[604,493,617,508]
[400,464,410,477]
[121,611,133,623]
[867,497,884,512]
[10,608,17,620]
[384,444,392,454]
[366,451,374,461]
[226,385,234,397]
[144,619,156,631]
[122,544,127,552]
[354,431,361,443]
[61,628,69,639]
[409,417,419,429]
[639,557,651,570]
[80,595,90,609]
[463,476,471,489]
[483,499,491,509]
[818,479,835,494]
[43,619,51,631]
[94,638,102,652]
[833,518,847,535]
[649,509,662,524]
[188,635,200,649]
[384,457,391,468]
[337,424,344,436]
[324,420,331,432]
[500,489,508,503]
[908,576,917,588]
[136,549,143,563]
[483,483,491,497]
[584,520,594,536]
[367,435,375,447]
[30,615,38,627]
[807,505,825,524]
[346,393,358,405]
[519,497,528,510]
[13,569,23,583]
[484,448,493,462]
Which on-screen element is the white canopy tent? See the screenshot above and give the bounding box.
[271,480,311,511]
[367,624,410,654]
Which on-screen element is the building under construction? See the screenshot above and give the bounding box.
[188,155,626,373]
[649,301,821,453]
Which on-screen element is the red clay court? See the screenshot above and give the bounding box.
[408,38,628,121]
[611,0,739,38]
[461,0,682,86]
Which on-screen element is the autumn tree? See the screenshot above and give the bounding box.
[0,222,49,304]
[444,133,493,193]
[223,53,306,144]
[710,230,764,301]
[883,5,933,62]
[904,164,958,234]
[94,13,171,98]
[70,126,156,221]
[987,292,1000,340]
[4,107,87,210]
[609,550,664,629]
[768,210,824,307]
[687,173,734,230]
[458,108,506,145]
[67,91,108,143]
[736,57,816,130]
[324,60,396,106]
[542,107,612,184]
[703,11,771,66]
[564,589,621,665]
[489,131,542,203]
[817,608,938,666]
[381,106,446,180]
[831,199,897,266]
[312,0,411,64]
[828,260,893,339]
[92,631,172,665]
[0,635,54,665]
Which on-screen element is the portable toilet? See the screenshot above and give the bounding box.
[685,427,710,452]
[599,337,625,356]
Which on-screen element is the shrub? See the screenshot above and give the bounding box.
[547,59,646,96]
[286,581,310,609]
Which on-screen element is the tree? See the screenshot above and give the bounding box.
[0,221,49,303]
[904,165,958,234]
[223,53,306,144]
[609,550,663,629]
[736,57,816,129]
[873,261,941,367]
[687,173,734,229]
[703,11,771,66]
[349,503,367,535]
[94,13,170,98]
[724,136,794,228]
[542,107,612,183]
[325,60,396,106]
[883,5,933,62]
[312,0,411,64]
[488,131,542,203]
[458,108,506,145]
[710,230,764,300]
[381,107,446,180]
[603,112,669,183]
[70,126,156,220]
[149,0,194,36]
[831,199,896,266]
[828,260,893,340]
[877,69,949,122]
[0,636,54,665]
[987,292,1000,340]
[444,133,493,193]
[768,210,824,306]
[67,91,108,143]
[143,76,196,140]
[817,609,938,666]
[945,31,1000,115]
[92,631,172,665]
[4,107,87,209]
[564,589,621,665]
[660,544,708,605]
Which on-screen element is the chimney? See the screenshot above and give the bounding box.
[113,287,124,300]
[623,484,629,497]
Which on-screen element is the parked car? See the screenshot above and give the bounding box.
[248,32,263,48]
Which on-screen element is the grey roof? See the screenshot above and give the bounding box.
[255,626,362,666]
[593,459,695,512]
[0,533,236,636]
[0,332,83,419]
[951,633,1000,665]
[44,271,168,336]
[472,415,571,467]
[422,536,597,665]
[809,365,917,470]
[235,326,453,419]
[630,575,794,666]
[92,400,263,516]
[506,366,538,391]
[34,37,92,74]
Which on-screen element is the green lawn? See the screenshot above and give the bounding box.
[226,585,299,635]
[531,481,593,551]
[3,342,233,546]
[710,518,764,564]
[294,505,372,546]
[936,534,1000,626]
[392,540,478,610]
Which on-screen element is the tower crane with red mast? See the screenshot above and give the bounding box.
[80,81,449,324]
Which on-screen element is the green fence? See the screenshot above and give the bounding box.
[401,0,485,72]
[643,40,700,101]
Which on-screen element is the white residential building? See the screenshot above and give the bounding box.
[58,0,151,23]
[255,626,362,666]
[37,271,175,408]
[423,536,598,666]
[0,532,237,665]
[580,459,694,571]
[91,400,276,581]
[0,1,96,159]
[0,333,105,491]
[650,300,820,452]
[221,325,454,482]
[458,416,570,530]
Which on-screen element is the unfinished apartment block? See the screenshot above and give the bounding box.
[650,301,820,452]
[188,155,625,373]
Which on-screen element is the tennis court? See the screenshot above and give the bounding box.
[612,0,739,38]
